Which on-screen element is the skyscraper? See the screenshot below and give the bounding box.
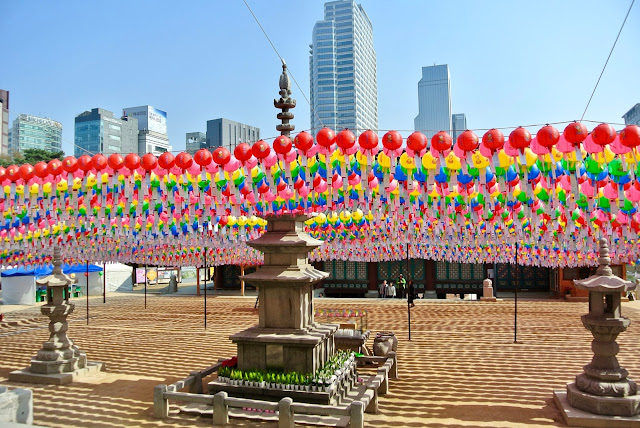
[74,108,138,157]
[0,90,9,155]
[206,118,260,152]
[622,103,640,126]
[11,114,62,154]
[414,64,452,139]
[122,105,171,156]
[185,131,206,155]
[309,0,377,134]
[452,113,467,140]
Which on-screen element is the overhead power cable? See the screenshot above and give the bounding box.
[580,0,635,121]
[241,0,325,129]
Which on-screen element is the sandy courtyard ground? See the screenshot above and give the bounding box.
[1,294,640,427]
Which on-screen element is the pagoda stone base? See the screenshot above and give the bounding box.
[231,323,338,375]
[9,359,105,385]
[554,387,640,427]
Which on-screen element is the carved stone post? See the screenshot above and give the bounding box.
[480,278,496,301]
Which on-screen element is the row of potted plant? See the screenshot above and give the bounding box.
[217,351,356,392]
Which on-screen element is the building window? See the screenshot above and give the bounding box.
[436,262,484,281]
[108,144,120,151]
[108,124,121,131]
[326,260,367,280]
[109,134,121,141]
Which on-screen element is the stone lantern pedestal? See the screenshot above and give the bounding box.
[9,248,105,385]
[554,238,639,426]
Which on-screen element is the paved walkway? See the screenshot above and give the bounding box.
[1,294,639,427]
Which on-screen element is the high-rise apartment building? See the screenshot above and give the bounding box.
[0,90,9,155]
[186,131,206,155]
[623,103,640,126]
[414,64,452,139]
[11,114,62,154]
[122,105,171,155]
[452,113,467,140]
[309,0,377,134]
[74,108,138,156]
[206,118,260,151]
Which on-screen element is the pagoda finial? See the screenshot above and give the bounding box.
[274,60,296,137]
[595,237,613,276]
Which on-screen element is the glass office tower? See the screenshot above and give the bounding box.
[309,0,378,134]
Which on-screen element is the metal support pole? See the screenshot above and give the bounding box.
[86,261,89,325]
[514,242,518,343]
[144,265,147,309]
[407,242,411,341]
[204,247,207,330]
[103,262,106,304]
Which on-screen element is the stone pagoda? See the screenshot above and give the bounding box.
[229,214,335,375]
[554,238,639,426]
[227,64,336,375]
[9,247,104,385]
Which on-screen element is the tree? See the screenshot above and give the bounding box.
[0,149,64,167]
[22,149,65,164]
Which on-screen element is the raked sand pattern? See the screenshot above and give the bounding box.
[1,294,640,427]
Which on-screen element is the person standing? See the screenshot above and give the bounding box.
[379,280,387,298]
[387,282,396,299]
[397,274,407,299]
[408,280,415,308]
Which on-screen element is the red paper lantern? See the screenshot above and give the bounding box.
[457,130,479,152]
[19,164,35,181]
[92,154,108,171]
[431,131,452,152]
[77,155,93,172]
[62,156,78,174]
[407,132,427,153]
[6,165,19,182]
[175,152,192,170]
[141,153,158,171]
[273,135,293,154]
[482,129,505,151]
[564,122,588,144]
[536,125,560,148]
[382,131,402,151]
[509,127,531,150]
[252,140,270,159]
[358,130,378,150]
[234,143,253,162]
[620,125,640,148]
[194,149,212,167]
[107,154,124,170]
[47,159,63,176]
[124,153,141,170]
[0,166,5,182]
[212,147,231,165]
[336,129,356,151]
[592,123,616,146]
[294,132,314,152]
[316,128,335,148]
[158,152,175,169]
[34,162,49,178]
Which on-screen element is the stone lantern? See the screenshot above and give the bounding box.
[9,247,104,385]
[554,238,639,424]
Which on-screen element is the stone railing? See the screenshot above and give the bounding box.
[153,354,397,427]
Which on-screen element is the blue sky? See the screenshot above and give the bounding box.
[2,0,638,156]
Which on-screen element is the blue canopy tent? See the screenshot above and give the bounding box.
[1,264,103,305]
[1,264,103,278]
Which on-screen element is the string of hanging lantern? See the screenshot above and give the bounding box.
[1,122,640,269]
